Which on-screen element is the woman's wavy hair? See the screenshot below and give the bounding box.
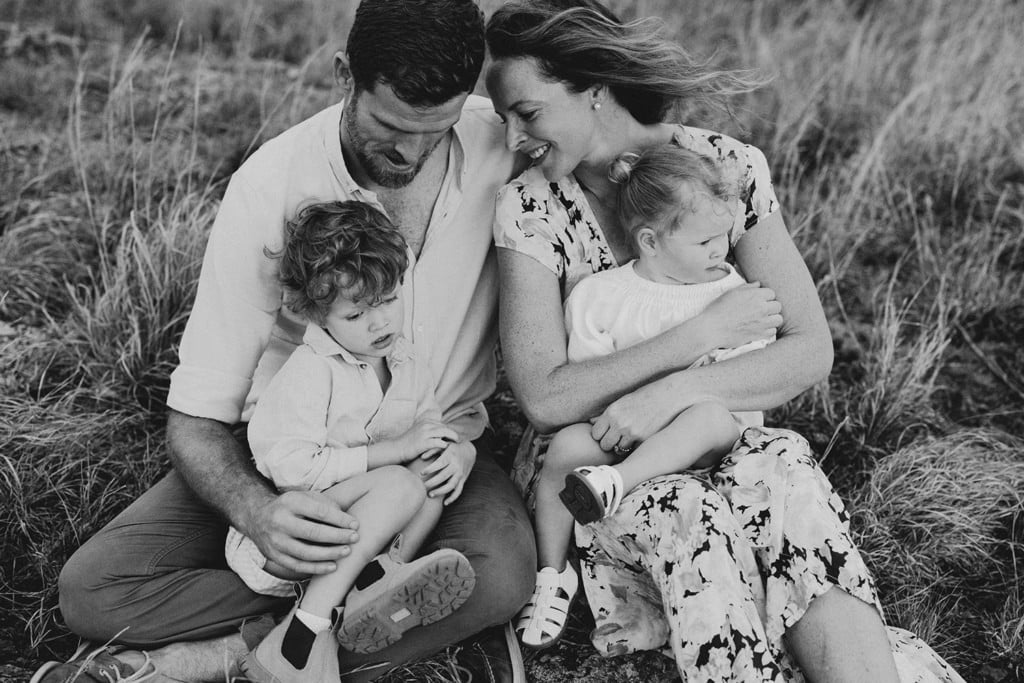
[347,0,485,106]
[608,145,740,240]
[485,0,761,124]
[267,201,409,325]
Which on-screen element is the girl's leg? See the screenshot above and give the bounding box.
[535,423,612,570]
[614,401,738,492]
[713,426,899,683]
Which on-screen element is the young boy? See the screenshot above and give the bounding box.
[227,200,477,682]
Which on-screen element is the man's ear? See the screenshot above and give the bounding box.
[333,52,353,90]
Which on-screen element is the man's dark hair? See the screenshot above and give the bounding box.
[347,0,485,106]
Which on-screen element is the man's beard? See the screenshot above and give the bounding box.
[343,100,440,189]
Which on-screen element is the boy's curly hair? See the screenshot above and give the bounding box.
[269,201,409,325]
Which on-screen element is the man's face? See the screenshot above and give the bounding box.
[341,83,467,188]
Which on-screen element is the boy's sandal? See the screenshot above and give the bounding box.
[515,565,579,650]
[559,465,624,524]
[30,643,157,683]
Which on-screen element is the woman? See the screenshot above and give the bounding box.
[484,1,964,681]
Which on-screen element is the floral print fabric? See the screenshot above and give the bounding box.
[494,127,964,681]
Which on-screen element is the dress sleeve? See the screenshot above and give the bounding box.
[247,348,369,492]
[493,176,567,280]
[733,143,781,245]
[564,278,616,362]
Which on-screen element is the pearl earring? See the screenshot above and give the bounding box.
[592,102,601,110]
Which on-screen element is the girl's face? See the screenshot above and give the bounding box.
[486,56,597,181]
[642,188,735,285]
[322,285,404,362]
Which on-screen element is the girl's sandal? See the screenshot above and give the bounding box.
[559,465,624,524]
[515,565,579,649]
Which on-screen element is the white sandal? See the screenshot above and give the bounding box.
[559,465,624,524]
[515,565,579,649]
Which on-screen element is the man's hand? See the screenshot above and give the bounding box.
[245,489,360,576]
[421,440,476,505]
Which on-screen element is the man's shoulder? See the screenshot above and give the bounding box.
[240,103,342,174]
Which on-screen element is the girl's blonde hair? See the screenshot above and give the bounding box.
[609,145,738,240]
[485,0,762,124]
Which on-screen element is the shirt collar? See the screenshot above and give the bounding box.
[302,323,412,366]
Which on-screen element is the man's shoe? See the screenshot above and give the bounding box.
[336,534,476,654]
[456,622,526,683]
[30,644,157,683]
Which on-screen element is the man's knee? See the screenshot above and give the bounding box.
[59,539,116,641]
[465,517,535,623]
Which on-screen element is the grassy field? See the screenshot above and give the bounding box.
[1,0,1023,681]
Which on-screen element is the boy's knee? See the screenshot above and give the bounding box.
[379,465,427,509]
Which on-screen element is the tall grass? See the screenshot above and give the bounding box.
[1,1,1022,681]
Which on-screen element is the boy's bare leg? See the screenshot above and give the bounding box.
[266,466,426,619]
[535,423,613,570]
[615,401,739,492]
[393,456,445,560]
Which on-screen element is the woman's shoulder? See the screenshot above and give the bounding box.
[671,125,765,165]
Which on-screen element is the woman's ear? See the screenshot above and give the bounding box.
[588,83,607,109]
[333,52,353,90]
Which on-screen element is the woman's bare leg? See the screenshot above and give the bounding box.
[787,586,900,683]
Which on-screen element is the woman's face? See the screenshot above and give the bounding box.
[486,56,597,181]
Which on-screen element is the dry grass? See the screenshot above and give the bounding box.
[1,1,1022,681]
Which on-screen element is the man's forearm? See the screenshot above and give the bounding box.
[166,409,274,534]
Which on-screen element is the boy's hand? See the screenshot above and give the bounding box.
[398,418,459,462]
[421,440,476,505]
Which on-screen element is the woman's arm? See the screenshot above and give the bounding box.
[590,211,834,447]
[498,246,783,432]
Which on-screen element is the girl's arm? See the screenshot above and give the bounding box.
[498,244,784,433]
[590,211,834,447]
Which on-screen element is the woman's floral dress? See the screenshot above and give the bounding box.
[493,126,965,682]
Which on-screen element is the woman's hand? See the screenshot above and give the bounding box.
[590,380,679,452]
[692,282,783,351]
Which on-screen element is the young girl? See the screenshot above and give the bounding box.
[229,200,477,683]
[516,145,775,649]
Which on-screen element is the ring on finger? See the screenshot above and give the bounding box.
[612,444,632,456]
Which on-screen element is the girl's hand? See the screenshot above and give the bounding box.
[590,381,678,452]
[422,440,476,505]
[693,282,782,351]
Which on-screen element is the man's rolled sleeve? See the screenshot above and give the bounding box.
[167,173,285,423]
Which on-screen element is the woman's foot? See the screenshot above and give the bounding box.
[559,465,624,524]
[514,565,579,649]
[336,535,476,654]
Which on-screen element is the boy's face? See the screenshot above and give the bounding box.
[323,285,404,361]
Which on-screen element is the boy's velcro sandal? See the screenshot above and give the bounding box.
[337,534,476,654]
[514,565,579,650]
[30,643,157,683]
[559,465,624,524]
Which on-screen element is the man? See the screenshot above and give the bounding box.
[36,1,535,681]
